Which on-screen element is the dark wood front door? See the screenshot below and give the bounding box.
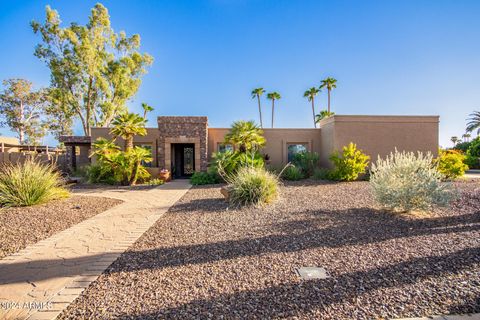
[173,143,195,178]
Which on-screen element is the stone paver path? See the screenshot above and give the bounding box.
[0,180,191,320]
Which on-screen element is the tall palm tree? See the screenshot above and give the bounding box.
[304,87,320,128]
[451,136,459,147]
[110,112,147,151]
[224,120,266,152]
[266,92,281,128]
[315,110,335,123]
[320,77,337,113]
[462,133,471,142]
[141,103,154,120]
[466,111,480,135]
[251,88,265,128]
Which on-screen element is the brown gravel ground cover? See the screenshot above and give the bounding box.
[60,181,480,319]
[0,196,123,259]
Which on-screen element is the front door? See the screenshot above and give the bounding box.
[173,144,195,178]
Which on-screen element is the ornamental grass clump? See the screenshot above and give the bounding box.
[227,166,279,207]
[370,150,454,212]
[0,159,69,207]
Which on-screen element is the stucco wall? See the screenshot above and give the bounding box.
[208,128,322,168]
[318,115,439,166]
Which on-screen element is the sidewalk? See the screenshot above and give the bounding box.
[0,180,191,320]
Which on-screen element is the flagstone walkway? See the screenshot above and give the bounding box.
[0,180,191,320]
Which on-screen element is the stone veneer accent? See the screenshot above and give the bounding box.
[157,116,208,172]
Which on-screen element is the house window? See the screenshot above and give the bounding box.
[136,144,153,167]
[217,143,233,153]
[287,143,308,162]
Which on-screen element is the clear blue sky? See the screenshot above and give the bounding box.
[1,0,479,147]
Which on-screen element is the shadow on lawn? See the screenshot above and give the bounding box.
[115,246,480,319]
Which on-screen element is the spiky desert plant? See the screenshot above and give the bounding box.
[0,159,69,207]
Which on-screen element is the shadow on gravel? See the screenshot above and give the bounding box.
[2,208,479,286]
[116,246,480,318]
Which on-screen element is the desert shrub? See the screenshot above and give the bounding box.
[281,165,304,181]
[370,150,454,212]
[454,141,471,153]
[147,178,165,186]
[0,160,69,207]
[436,149,468,179]
[86,163,116,184]
[292,151,319,177]
[210,150,264,176]
[227,167,279,207]
[312,167,331,180]
[190,171,220,185]
[329,143,370,181]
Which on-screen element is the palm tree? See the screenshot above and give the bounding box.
[127,146,153,185]
[315,110,335,123]
[141,103,154,120]
[90,137,120,161]
[466,111,480,135]
[451,136,459,147]
[320,77,337,113]
[224,120,266,152]
[304,87,320,128]
[462,133,471,142]
[266,92,281,128]
[251,88,265,128]
[110,112,147,151]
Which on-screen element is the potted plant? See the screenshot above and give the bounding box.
[159,168,171,182]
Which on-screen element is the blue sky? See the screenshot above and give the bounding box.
[1,0,479,147]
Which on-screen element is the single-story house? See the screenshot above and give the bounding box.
[61,115,439,178]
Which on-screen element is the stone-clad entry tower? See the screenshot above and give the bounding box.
[157,116,208,177]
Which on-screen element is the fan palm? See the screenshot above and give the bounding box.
[224,120,266,152]
[251,88,265,128]
[315,110,335,123]
[304,87,320,128]
[462,133,471,142]
[90,137,120,162]
[110,112,147,151]
[266,92,281,128]
[141,103,154,120]
[127,146,153,185]
[320,77,337,113]
[451,136,459,147]
[466,111,480,135]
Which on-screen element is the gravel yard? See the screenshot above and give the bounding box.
[60,181,480,319]
[0,196,122,259]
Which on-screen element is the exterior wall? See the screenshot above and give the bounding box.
[318,115,439,166]
[157,116,208,171]
[90,128,159,166]
[208,128,322,168]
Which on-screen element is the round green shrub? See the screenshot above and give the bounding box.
[190,172,220,185]
[436,149,468,179]
[228,167,279,207]
[0,159,69,207]
[329,142,370,181]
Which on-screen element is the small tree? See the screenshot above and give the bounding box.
[329,142,369,181]
[110,112,147,151]
[224,120,266,153]
[0,79,47,144]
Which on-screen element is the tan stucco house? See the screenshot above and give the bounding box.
[61,115,439,178]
